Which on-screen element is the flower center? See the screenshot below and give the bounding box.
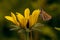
[26,21,29,28]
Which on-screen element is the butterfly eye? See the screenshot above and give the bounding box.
[40,9,52,21]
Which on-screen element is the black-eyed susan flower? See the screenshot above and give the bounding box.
[5,8,40,30]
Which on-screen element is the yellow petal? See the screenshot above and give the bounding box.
[24,8,30,19]
[16,12,27,28]
[29,9,40,27]
[16,12,24,19]
[5,12,19,26]
[29,15,33,27]
[5,16,16,24]
[11,12,16,19]
[11,12,19,26]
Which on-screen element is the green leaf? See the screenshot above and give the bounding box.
[9,25,20,31]
[55,27,60,31]
[32,23,44,32]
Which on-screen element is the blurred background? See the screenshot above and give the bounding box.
[0,0,60,40]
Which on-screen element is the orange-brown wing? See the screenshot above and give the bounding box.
[40,9,52,21]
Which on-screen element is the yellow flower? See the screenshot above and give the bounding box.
[29,10,41,27]
[5,12,19,26]
[5,8,40,28]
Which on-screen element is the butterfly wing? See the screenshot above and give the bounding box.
[40,9,52,21]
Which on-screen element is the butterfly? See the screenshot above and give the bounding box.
[40,9,52,21]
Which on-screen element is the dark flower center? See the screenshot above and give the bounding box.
[26,21,29,28]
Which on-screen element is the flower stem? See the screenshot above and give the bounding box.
[17,32,26,40]
[26,32,29,40]
[30,32,33,40]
